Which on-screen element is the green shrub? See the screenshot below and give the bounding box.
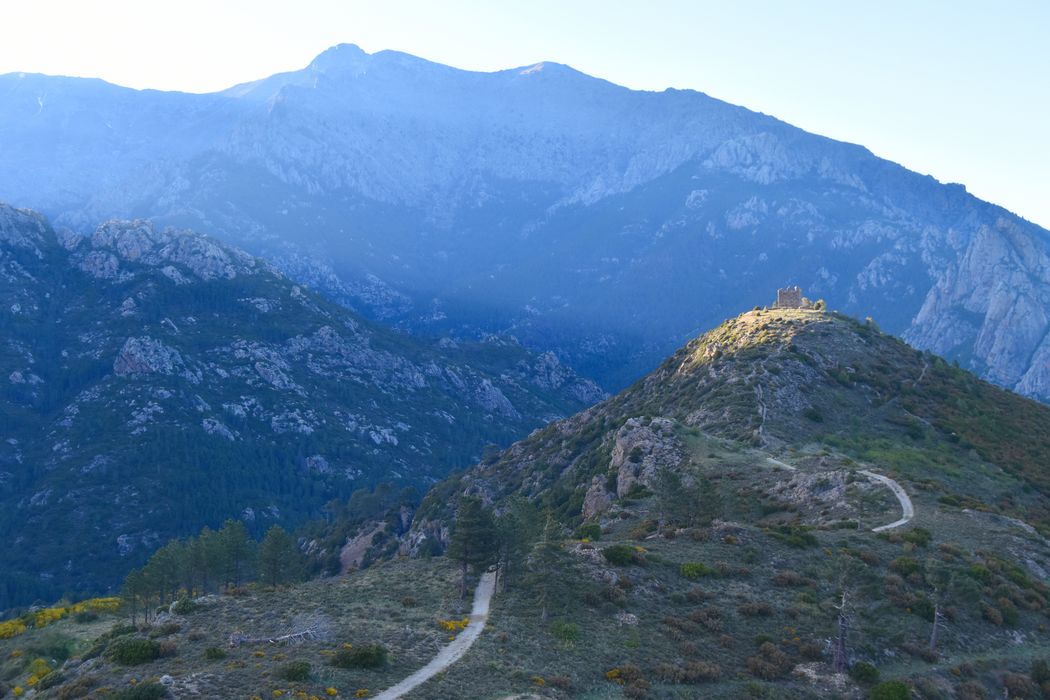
[869,680,910,700]
[803,407,824,422]
[36,671,66,690]
[330,643,388,669]
[680,562,717,580]
[203,647,227,661]
[746,642,791,680]
[850,661,879,684]
[902,528,932,547]
[684,660,721,682]
[101,623,137,640]
[889,556,920,577]
[968,564,992,583]
[110,683,169,700]
[1032,659,1050,685]
[550,620,580,644]
[74,611,99,623]
[574,523,602,540]
[769,525,819,548]
[55,673,99,699]
[148,622,180,638]
[602,544,642,566]
[106,637,162,665]
[277,660,311,681]
[171,596,196,615]
[738,601,773,617]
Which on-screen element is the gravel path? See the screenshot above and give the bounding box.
[860,469,915,532]
[765,457,797,471]
[373,571,497,700]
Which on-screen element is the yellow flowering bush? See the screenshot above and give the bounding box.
[28,658,51,678]
[0,595,121,640]
[326,688,339,696]
[355,690,370,698]
[437,617,470,633]
[0,619,27,639]
[33,607,67,628]
[13,687,24,697]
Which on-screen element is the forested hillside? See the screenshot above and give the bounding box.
[0,203,602,611]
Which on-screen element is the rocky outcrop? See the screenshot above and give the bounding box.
[89,219,259,281]
[610,417,684,498]
[473,379,520,419]
[114,337,185,377]
[581,475,614,519]
[527,351,607,405]
[905,219,1050,401]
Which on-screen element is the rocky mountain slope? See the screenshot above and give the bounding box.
[398,307,1050,697]
[9,307,1050,699]
[432,307,1050,532]
[0,202,602,611]
[2,45,1049,398]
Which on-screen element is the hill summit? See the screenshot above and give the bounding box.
[434,305,1050,534]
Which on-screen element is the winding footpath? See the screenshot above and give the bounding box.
[859,469,915,532]
[373,571,497,700]
[763,456,914,532]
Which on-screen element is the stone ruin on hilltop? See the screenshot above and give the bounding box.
[772,286,813,309]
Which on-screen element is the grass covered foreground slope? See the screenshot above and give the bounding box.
[403,307,1050,698]
[0,202,603,612]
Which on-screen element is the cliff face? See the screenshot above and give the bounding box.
[2,46,1049,397]
[904,217,1050,401]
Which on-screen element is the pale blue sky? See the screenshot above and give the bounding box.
[2,0,1047,228]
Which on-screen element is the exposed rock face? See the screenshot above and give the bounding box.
[610,417,684,498]
[528,351,607,405]
[581,475,614,520]
[340,523,386,572]
[473,378,520,419]
[905,219,1050,402]
[90,219,259,281]
[113,337,185,377]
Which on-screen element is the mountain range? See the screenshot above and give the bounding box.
[1,44,1048,397]
[0,202,601,610]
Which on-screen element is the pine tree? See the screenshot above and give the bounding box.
[446,496,498,598]
[524,513,571,621]
[122,568,146,624]
[218,519,253,589]
[496,496,541,591]
[258,525,301,589]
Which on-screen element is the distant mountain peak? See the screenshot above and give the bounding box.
[306,42,370,73]
[520,62,550,75]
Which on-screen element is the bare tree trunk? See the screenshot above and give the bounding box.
[832,590,849,674]
[929,601,942,654]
